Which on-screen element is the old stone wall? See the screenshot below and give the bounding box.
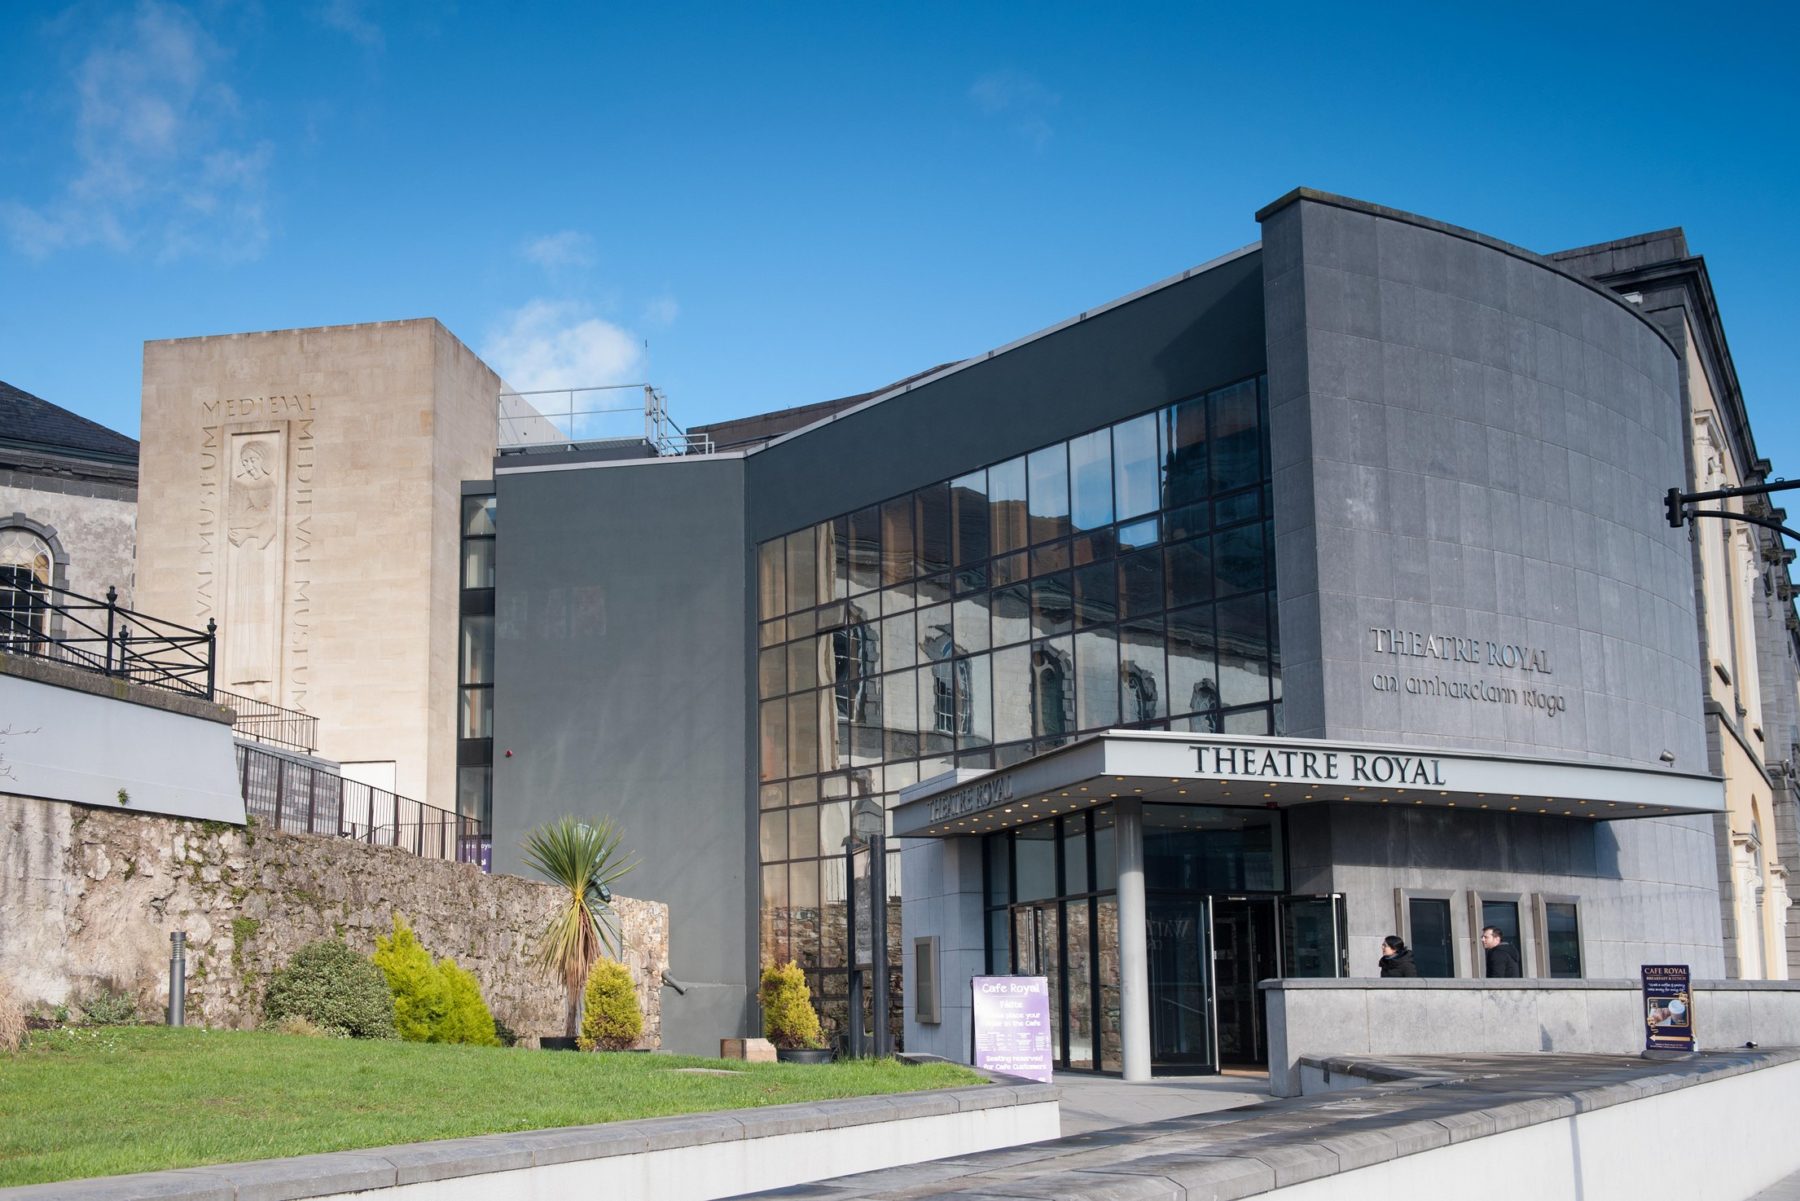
[0,793,668,1046]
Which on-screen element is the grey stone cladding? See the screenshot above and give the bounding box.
[1260,191,1722,974]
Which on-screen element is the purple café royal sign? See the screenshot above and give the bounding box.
[971,976,1053,1083]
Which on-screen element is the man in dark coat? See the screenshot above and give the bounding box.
[1482,926,1522,977]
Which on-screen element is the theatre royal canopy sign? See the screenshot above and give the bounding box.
[895,731,1726,837]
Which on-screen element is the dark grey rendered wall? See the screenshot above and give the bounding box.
[1261,190,1722,977]
[745,250,1266,542]
[489,457,751,1052]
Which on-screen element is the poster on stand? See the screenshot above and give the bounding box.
[1641,964,1694,1052]
[971,976,1053,1083]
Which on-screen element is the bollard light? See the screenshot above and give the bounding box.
[168,931,187,1027]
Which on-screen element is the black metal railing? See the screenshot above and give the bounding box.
[0,580,215,699]
[217,689,320,755]
[236,743,489,867]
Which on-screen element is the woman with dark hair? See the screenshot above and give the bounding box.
[1379,935,1420,978]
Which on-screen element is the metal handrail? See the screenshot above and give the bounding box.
[216,688,320,755]
[236,742,488,868]
[496,384,713,456]
[0,579,215,699]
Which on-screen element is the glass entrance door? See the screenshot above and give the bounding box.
[1010,902,1063,1066]
[1147,896,1214,1072]
[1211,897,1278,1066]
[1280,894,1347,978]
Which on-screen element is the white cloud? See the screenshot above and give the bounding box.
[2,1,272,262]
[317,0,384,48]
[969,69,1059,150]
[481,299,645,392]
[522,230,597,271]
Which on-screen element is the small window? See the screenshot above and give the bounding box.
[1544,902,1582,978]
[1407,898,1455,978]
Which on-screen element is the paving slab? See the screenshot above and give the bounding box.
[744,1049,1800,1200]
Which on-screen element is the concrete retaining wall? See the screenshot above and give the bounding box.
[0,655,242,824]
[0,1082,1059,1201]
[1266,1055,1800,1201]
[1264,976,1800,1096]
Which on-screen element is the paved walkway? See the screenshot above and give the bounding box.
[1052,1071,1266,1136]
[745,1049,1798,1199]
[1755,1169,1800,1200]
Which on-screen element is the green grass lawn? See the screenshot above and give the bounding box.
[0,1026,983,1187]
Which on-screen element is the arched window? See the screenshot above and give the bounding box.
[0,527,54,649]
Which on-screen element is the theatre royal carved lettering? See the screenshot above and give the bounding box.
[928,775,1016,823]
[1363,627,1568,718]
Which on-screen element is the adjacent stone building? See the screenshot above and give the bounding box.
[1556,234,1800,979]
[0,379,138,620]
[134,320,504,808]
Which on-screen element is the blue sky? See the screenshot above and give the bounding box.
[2,1,1797,497]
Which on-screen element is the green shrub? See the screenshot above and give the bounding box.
[80,987,138,1027]
[492,1017,519,1048]
[437,959,501,1047]
[373,915,448,1042]
[272,1014,332,1038]
[577,960,643,1051]
[262,940,397,1039]
[760,961,823,1050]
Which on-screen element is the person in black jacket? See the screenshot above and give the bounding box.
[1379,935,1420,977]
[1481,926,1522,977]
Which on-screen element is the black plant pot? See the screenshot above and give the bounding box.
[776,1047,833,1065]
[540,1036,580,1051]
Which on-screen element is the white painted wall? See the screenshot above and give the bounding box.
[0,671,243,823]
[1267,1057,1800,1201]
[287,1100,1058,1201]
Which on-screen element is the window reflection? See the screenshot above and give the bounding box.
[1027,443,1071,543]
[1069,428,1113,531]
[989,456,1029,555]
[754,374,1276,1033]
[951,471,988,568]
[1112,413,1160,522]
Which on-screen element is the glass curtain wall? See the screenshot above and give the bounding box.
[457,494,496,866]
[754,375,1276,1044]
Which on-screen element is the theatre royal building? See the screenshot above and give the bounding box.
[137,189,1798,1068]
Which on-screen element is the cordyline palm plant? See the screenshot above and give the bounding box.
[521,816,638,1039]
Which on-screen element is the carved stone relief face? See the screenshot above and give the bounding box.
[237,442,272,481]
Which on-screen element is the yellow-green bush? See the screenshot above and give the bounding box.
[373,915,447,1042]
[577,960,642,1051]
[437,959,501,1047]
[759,960,823,1050]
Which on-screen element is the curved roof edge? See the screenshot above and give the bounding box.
[1256,187,1679,360]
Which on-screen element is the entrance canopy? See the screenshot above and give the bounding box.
[892,730,1724,839]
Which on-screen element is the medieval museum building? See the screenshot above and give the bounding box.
[132,190,1800,1066]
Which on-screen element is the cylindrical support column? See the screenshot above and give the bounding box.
[871,833,890,1058]
[167,931,188,1027]
[1114,800,1151,1082]
[845,837,863,1059]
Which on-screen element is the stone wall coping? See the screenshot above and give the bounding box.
[0,650,232,726]
[0,1080,1056,1200]
[747,1049,1800,1199]
[1260,977,1800,992]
